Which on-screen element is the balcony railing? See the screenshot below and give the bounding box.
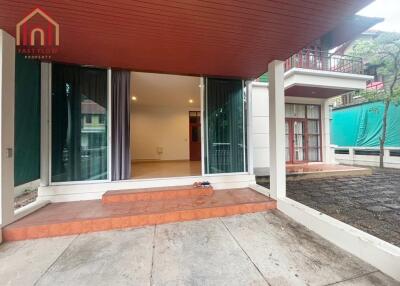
[285,49,364,74]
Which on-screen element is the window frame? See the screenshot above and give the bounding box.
[285,103,322,164]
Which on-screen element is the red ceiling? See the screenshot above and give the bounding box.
[285,85,353,99]
[0,0,373,78]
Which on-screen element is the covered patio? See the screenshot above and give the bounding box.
[1,0,400,283]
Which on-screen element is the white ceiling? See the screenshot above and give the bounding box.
[131,72,200,108]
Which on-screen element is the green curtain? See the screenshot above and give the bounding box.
[14,54,41,186]
[51,64,108,182]
[205,78,245,174]
[331,101,400,147]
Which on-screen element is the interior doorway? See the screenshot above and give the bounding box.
[189,111,201,161]
[130,72,202,179]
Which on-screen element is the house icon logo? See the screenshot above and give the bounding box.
[16,8,59,59]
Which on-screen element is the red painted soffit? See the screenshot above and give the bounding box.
[285,86,353,99]
[0,0,374,79]
[323,15,383,50]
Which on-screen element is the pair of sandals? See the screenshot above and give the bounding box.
[193,181,211,188]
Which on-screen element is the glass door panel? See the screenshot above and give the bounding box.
[204,78,245,174]
[307,119,321,161]
[285,121,290,162]
[293,120,306,162]
[51,64,108,183]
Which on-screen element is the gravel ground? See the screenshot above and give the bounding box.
[257,167,400,247]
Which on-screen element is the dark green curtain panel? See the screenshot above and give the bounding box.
[205,78,245,174]
[52,64,108,182]
[14,54,41,186]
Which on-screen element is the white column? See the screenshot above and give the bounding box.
[322,99,334,164]
[246,81,254,174]
[0,30,15,235]
[268,60,286,199]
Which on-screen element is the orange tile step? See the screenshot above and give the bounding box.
[102,185,213,204]
[2,188,276,241]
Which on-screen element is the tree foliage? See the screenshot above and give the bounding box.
[351,32,400,102]
[350,32,400,167]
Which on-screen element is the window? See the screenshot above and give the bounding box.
[99,115,105,124]
[285,103,306,118]
[51,64,108,182]
[307,120,321,161]
[307,105,320,119]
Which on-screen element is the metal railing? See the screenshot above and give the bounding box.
[285,49,364,74]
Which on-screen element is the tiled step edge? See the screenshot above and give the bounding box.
[3,200,276,241]
[102,186,214,204]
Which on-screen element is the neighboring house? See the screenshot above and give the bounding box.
[331,30,389,107]
[325,31,400,168]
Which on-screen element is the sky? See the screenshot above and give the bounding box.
[357,0,400,32]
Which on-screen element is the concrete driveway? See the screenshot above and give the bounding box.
[0,211,398,286]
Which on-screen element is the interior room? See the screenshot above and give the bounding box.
[130,72,202,179]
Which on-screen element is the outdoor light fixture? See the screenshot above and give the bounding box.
[131,96,137,101]
[189,99,194,103]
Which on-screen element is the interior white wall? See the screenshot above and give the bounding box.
[131,105,200,161]
[130,72,200,161]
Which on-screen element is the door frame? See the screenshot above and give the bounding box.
[46,63,112,186]
[189,111,201,161]
[286,118,308,164]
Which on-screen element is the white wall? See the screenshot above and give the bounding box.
[284,68,373,90]
[131,105,199,161]
[252,83,270,175]
[334,147,400,169]
[0,30,15,237]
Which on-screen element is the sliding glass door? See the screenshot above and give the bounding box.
[51,64,108,183]
[204,78,246,174]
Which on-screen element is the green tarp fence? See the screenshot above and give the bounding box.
[14,54,41,186]
[331,101,400,147]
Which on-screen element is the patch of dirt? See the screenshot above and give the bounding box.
[14,189,38,209]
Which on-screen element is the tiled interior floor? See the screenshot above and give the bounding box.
[131,160,201,179]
